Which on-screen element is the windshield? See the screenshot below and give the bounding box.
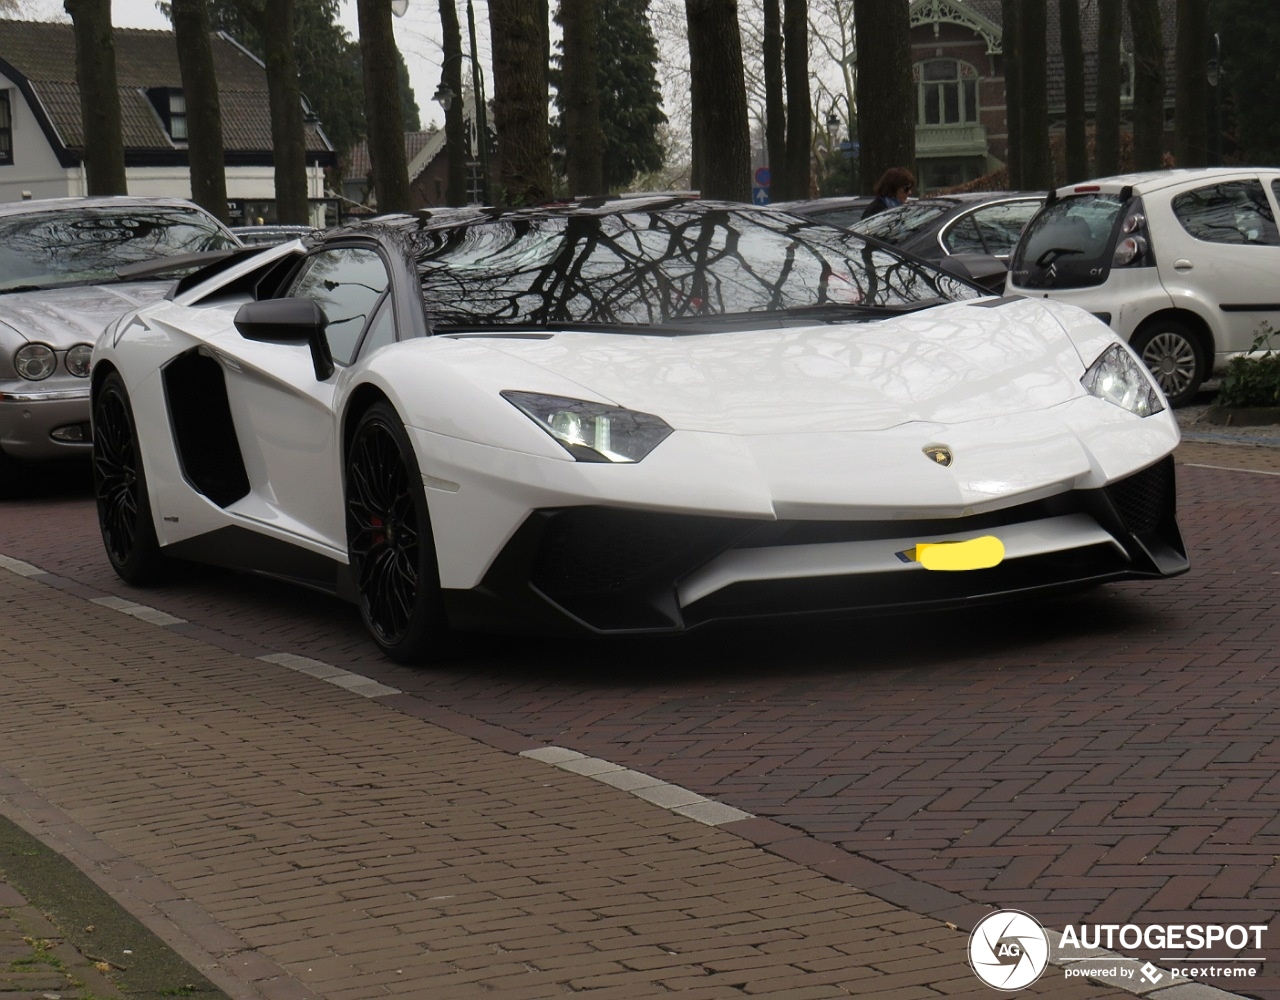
[0,206,238,292]
[849,201,951,245]
[407,202,983,332]
[1009,193,1125,289]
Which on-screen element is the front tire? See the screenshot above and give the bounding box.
[345,402,445,663]
[1130,320,1205,408]
[93,372,165,583]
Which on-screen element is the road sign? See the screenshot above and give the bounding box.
[754,166,771,188]
[753,186,770,206]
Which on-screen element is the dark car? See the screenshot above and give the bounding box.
[771,195,875,229]
[0,197,240,495]
[848,192,1045,290]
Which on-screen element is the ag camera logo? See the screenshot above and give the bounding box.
[969,909,1050,991]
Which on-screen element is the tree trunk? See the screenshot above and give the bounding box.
[1059,0,1087,183]
[782,0,810,201]
[253,0,309,222]
[63,0,127,195]
[359,0,411,213]
[1019,0,1050,188]
[763,0,786,197]
[853,0,912,194]
[438,0,468,205]
[685,0,751,202]
[490,0,554,206]
[1094,0,1122,175]
[1000,0,1022,189]
[1129,0,1165,171]
[172,0,229,222]
[560,0,605,196]
[1174,0,1208,167]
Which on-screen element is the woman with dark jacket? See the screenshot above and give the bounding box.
[860,168,916,219]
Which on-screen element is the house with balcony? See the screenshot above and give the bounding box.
[908,0,1177,190]
[0,19,336,222]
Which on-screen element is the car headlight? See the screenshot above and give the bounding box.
[502,391,673,463]
[66,344,94,378]
[1081,343,1165,416]
[14,343,56,381]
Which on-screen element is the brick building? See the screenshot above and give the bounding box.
[909,0,1178,190]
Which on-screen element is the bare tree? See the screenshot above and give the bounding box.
[1129,0,1165,170]
[763,0,786,194]
[686,0,751,201]
[63,0,128,194]
[172,0,229,222]
[1060,0,1087,183]
[1000,0,1022,188]
[438,0,468,206]
[490,0,555,205]
[262,0,310,221]
[853,0,912,194]
[1020,0,1051,188]
[559,0,605,196]
[1094,0,1123,175]
[782,0,810,200]
[358,0,410,212]
[1174,0,1208,166]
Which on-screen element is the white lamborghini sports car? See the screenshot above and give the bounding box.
[91,198,1188,662]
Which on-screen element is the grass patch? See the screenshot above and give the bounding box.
[0,814,229,1000]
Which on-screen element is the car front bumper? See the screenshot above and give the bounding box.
[0,384,92,461]
[441,456,1189,635]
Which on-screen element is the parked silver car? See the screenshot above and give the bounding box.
[0,197,239,495]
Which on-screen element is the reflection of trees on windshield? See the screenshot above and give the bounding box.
[407,204,979,330]
[0,209,235,290]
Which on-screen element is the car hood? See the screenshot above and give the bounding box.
[466,297,1094,433]
[0,281,172,346]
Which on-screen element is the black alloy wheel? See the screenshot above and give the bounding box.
[345,402,444,662]
[93,372,164,582]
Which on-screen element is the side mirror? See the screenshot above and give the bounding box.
[234,298,335,381]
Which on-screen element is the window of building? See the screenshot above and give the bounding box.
[147,88,188,143]
[0,90,12,166]
[168,92,188,141]
[915,59,978,127]
[466,161,484,205]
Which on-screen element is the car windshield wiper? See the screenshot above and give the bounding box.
[1035,246,1085,268]
[0,284,46,295]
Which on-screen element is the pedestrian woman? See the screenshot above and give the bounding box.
[860,168,915,219]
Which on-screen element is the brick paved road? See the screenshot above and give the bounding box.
[1,440,1277,998]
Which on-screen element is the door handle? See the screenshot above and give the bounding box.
[1173,258,1193,271]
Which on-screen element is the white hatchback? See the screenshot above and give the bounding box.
[1007,168,1280,406]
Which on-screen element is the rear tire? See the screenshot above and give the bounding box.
[1130,320,1205,408]
[93,372,165,583]
[345,401,446,663]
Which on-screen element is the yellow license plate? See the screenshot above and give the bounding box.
[908,535,1005,571]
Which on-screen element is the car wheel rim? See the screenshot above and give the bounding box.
[1140,332,1197,398]
[93,388,140,564]
[347,421,420,645]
